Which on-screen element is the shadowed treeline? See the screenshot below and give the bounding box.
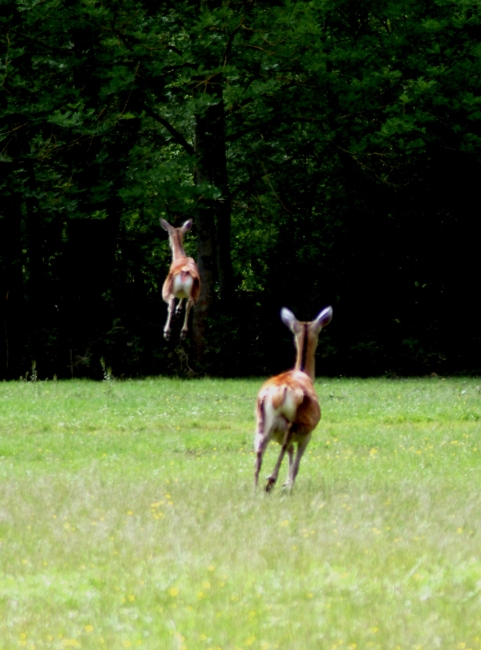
[1,0,480,379]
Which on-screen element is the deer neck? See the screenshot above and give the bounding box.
[170,231,186,261]
[294,324,317,381]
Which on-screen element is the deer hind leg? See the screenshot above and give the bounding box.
[254,434,270,489]
[254,399,275,489]
[266,426,294,493]
[283,443,295,488]
[287,433,312,490]
[180,297,194,339]
[163,296,176,340]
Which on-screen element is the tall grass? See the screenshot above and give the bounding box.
[1,377,481,649]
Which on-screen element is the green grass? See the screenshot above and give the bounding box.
[1,376,481,650]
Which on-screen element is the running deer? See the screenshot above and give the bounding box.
[160,218,201,340]
[254,306,333,492]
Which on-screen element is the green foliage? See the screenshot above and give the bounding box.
[1,0,481,377]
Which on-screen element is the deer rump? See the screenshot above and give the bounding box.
[162,258,201,302]
[256,370,321,446]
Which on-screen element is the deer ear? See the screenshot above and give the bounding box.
[312,306,333,332]
[160,218,172,232]
[181,220,193,233]
[281,308,298,332]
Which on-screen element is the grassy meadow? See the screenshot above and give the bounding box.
[0,376,481,650]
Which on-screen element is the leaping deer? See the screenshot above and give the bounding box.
[160,218,201,340]
[254,306,333,492]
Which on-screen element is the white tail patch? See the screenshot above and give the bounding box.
[173,272,194,299]
[263,384,304,421]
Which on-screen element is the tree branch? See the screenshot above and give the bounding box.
[222,18,245,68]
[143,105,195,156]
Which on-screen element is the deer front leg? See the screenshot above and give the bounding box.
[175,299,184,315]
[163,296,176,340]
[266,427,294,493]
[180,297,194,339]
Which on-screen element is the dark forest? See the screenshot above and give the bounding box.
[1,0,480,379]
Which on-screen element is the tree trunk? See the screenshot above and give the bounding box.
[24,160,47,363]
[192,114,218,363]
[0,190,24,379]
[191,75,233,364]
[207,95,233,303]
